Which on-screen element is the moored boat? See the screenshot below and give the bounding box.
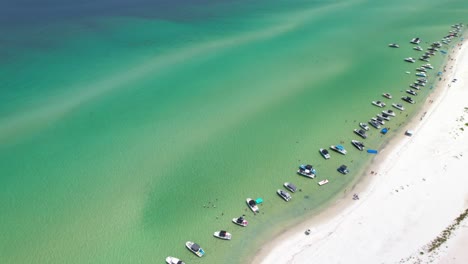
[354,129,367,139]
[351,140,365,151]
[410,37,421,44]
[359,122,369,131]
[277,189,292,202]
[330,145,347,155]
[232,215,248,227]
[246,198,259,213]
[406,89,417,96]
[372,100,386,107]
[186,241,205,257]
[402,96,415,104]
[166,256,185,264]
[404,57,416,63]
[382,109,396,116]
[382,93,392,99]
[422,63,434,69]
[214,230,232,240]
[376,114,390,121]
[415,72,427,77]
[388,43,400,48]
[392,103,405,111]
[337,165,349,174]
[284,182,297,193]
[413,46,423,51]
[319,148,331,159]
[368,120,381,129]
[297,164,316,178]
[410,83,420,90]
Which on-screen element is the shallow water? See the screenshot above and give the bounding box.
[0,0,466,263]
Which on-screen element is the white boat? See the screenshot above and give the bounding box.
[359,122,369,131]
[410,37,421,44]
[318,179,329,186]
[337,165,349,174]
[284,182,297,193]
[232,215,248,227]
[415,72,427,77]
[413,46,423,51]
[277,189,292,202]
[382,109,396,116]
[392,103,405,111]
[351,140,365,151]
[330,145,347,155]
[319,148,330,159]
[406,89,417,96]
[186,241,205,257]
[354,129,367,139]
[388,43,400,48]
[214,230,232,240]
[382,93,392,99]
[404,57,416,63]
[297,164,316,178]
[371,117,385,125]
[422,63,434,69]
[368,120,381,129]
[376,114,390,121]
[402,96,415,104]
[246,198,259,213]
[166,256,185,264]
[416,67,427,72]
[410,83,420,90]
[372,100,386,107]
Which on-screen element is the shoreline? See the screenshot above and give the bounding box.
[252,33,468,263]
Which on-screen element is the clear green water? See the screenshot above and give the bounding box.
[0,0,467,263]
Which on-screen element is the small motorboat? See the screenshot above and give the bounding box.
[284,182,297,193]
[416,67,427,72]
[166,257,185,264]
[413,46,423,51]
[417,77,427,83]
[318,179,329,186]
[410,37,421,44]
[351,140,365,151]
[402,96,415,104]
[232,215,248,227]
[297,164,316,178]
[392,103,405,111]
[410,83,420,90]
[277,189,292,202]
[419,57,430,62]
[388,43,400,48]
[214,230,232,240]
[368,120,381,129]
[406,89,417,96]
[372,117,385,125]
[246,198,259,213]
[422,64,434,69]
[372,100,386,108]
[376,114,390,121]
[319,148,331,159]
[354,129,367,139]
[330,145,347,155]
[186,241,205,257]
[416,72,427,77]
[337,165,349,174]
[382,93,392,99]
[404,57,416,63]
[382,109,396,116]
[359,122,369,131]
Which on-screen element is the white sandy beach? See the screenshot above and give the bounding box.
[254,40,468,264]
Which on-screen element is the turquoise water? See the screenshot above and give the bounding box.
[1,0,467,263]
